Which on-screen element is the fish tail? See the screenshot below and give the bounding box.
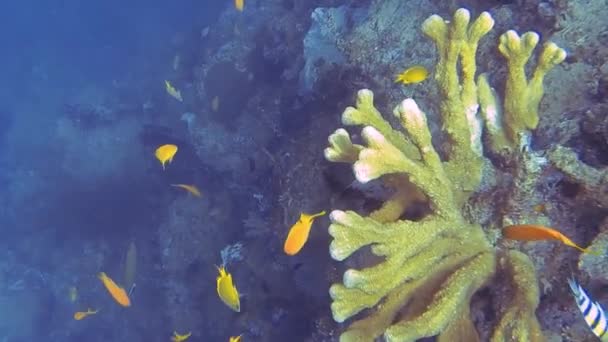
[311,210,327,218]
[562,238,588,253]
[573,243,599,254]
[583,247,603,256]
[215,264,226,275]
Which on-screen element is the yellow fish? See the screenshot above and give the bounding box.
[171,184,202,197]
[165,80,183,102]
[283,211,326,256]
[235,0,244,11]
[68,286,78,303]
[229,336,242,342]
[155,144,178,170]
[394,65,429,85]
[171,331,192,342]
[98,272,131,307]
[73,308,98,320]
[211,96,220,112]
[216,265,240,312]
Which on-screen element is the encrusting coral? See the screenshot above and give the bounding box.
[324,8,565,342]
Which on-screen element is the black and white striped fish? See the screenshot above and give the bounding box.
[568,277,608,341]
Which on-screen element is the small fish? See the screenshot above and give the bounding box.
[234,0,244,11]
[502,224,591,253]
[124,241,137,291]
[165,80,183,102]
[212,96,220,112]
[68,286,78,303]
[229,336,242,342]
[201,26,210,38]
[568,278,608,341]
[173,54,181,71]
[216,265,240,312]
[155,144,178,170]
[74,308,98,320]
[394,65,428,85]
[171,331,192,342]
[283,211,326,256]
[98,272,131,307]
[171,184,202,197]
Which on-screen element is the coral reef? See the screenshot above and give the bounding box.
[547,146,608,282]
[324,8,565,341]
[298,6,355,95]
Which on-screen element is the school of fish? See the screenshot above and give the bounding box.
[64,3,601,339]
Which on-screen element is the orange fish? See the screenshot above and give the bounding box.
[283,211,326,255]
[98,272,131,307]
[234,0,244,11]
[73,308,98,320]
[502,224,592,253]
[171,184,202,197]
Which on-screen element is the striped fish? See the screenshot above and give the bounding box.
[568,278,608,341]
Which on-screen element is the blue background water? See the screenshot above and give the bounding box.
[0,1,247,341]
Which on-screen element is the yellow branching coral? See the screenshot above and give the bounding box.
[480,29,566,152]
[324,8,566,342]
[492,250,544,342]
[326,91,495,342]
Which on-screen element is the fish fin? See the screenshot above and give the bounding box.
[215,264,228,277]
[559,235,588,253]
[572,244,588,253]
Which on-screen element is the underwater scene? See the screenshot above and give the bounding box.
[2,0,608,341]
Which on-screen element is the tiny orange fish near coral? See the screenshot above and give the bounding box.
[502,224,595,254]
[98,272,131,307]
[284,211,326,255]
[234,0,244,11]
